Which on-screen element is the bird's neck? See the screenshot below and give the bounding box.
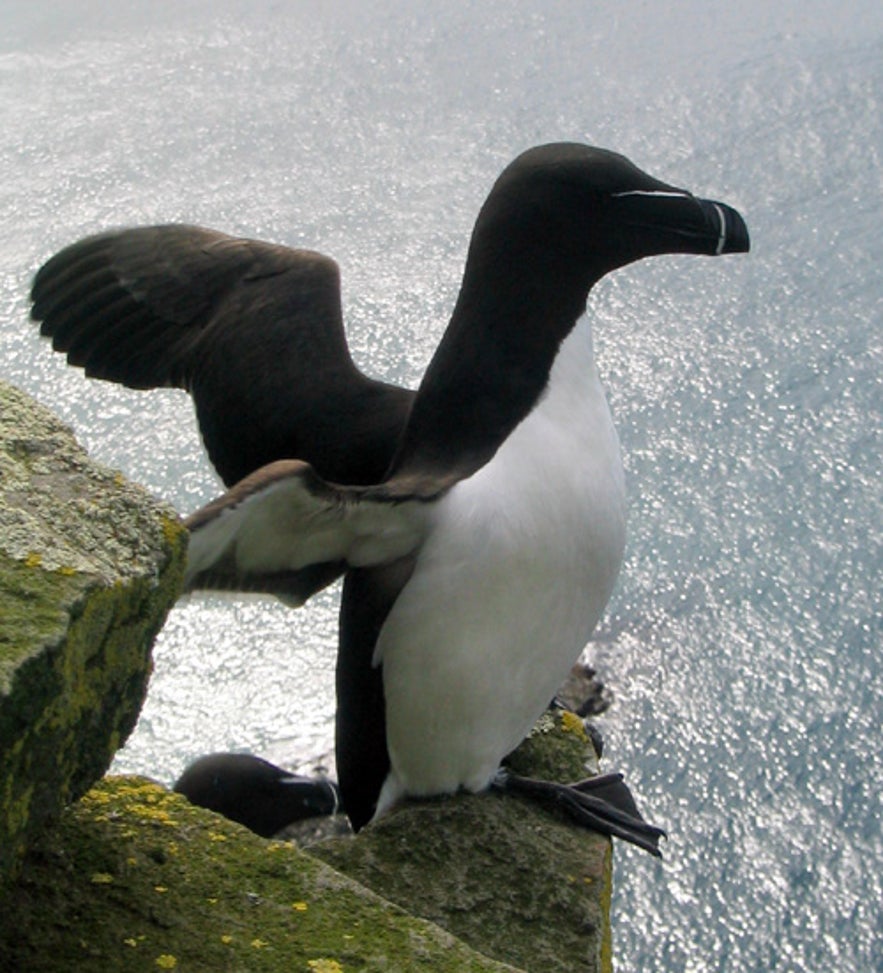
[387,263,591,485]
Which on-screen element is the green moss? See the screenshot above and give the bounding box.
[0,553,85,690]
[502,709,599,781]
[0,777,519,973]
[0,379,189,885]
[315,716,611,973]
[0,552,185,881]
[598,851,614,973]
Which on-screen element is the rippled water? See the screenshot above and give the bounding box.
[2,2,880,969]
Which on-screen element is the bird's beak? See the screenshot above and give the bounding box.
[693,196,751,255]
[611,188,750,258]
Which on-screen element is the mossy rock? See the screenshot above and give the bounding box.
[314,711,612,973]
[0,381,188,885]
[0,378,615,970]
[0,776,521,972]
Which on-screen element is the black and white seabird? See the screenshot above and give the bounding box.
[173,753,342,838]
[30,143,749,857]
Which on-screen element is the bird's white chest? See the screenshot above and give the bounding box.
[374,317,626,806]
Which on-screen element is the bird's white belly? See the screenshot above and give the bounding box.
[373,318,626,813]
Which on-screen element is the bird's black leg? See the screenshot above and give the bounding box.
[493,768,666,858]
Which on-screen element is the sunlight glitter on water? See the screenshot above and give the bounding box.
[2,2,881,969]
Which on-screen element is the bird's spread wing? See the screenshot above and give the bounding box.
[30,225,412,486]
[31,224,340,389]
[183,459,442,605]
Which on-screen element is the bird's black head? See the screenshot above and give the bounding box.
[389,142,749,486]
[469,142,749,295]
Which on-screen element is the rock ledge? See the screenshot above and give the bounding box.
[0,380,187,884]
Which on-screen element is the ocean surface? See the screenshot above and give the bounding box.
[2,2,880,969]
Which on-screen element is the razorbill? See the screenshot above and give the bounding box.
[31,143,749,856]
[173,753,341,837]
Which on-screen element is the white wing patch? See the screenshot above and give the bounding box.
[183,461,429,593]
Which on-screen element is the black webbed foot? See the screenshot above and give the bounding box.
[493,769,666,858]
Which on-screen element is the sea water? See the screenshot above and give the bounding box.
[1,2,880,969]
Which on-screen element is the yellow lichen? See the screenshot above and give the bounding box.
[292,901,309,912]
[82,789,113,807]
[251,938,269,949]
[560,709,588,741]
[129,802,176,826]
[90,872,114,885]
[308,959,344,973]
[155,955,177,969]
[115,781,170,803]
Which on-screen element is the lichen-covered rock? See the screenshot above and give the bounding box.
[0,381,187,885]
[314,711,613,973]
[0,377,614,968]
[0,776,521,973]
[0,720,610,972]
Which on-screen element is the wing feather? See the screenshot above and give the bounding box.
[31,224,413,485]
[184,460,433,604]
[31,225,346,390]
